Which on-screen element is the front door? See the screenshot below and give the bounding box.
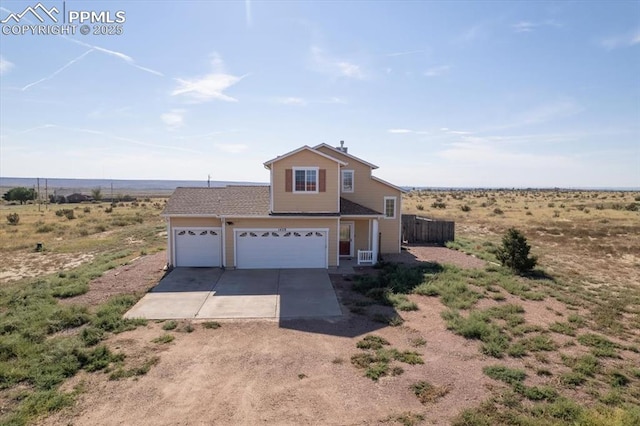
[339,223,352,256]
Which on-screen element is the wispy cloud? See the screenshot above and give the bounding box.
[512,99,582,127]
[172,53,245,103]
[424,65,451,77]
[21,49,94,91]
[388,129,429,135]
[599,29,640,49]
[276,97,307,106]
[512,20,561,33]
[215,143,248,154]
[10,124,198,153]
[310,46,365,79]
[440,128,472,135]
[161,109,186,130]
[0,55,13,75]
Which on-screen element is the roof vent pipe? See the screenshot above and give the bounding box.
[337,140,348,153]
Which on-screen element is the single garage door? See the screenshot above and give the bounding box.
[236,229,327,269]
[174,228,222,267]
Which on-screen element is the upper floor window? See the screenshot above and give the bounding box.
[384,196,396,219]
[294,167,318,192]
[342,170,354,192]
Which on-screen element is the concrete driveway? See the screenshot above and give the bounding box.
[124,268,342,320]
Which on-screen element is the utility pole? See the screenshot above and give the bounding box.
[37,178,40,212]
[45,179,48,210]
[208,174,211,188]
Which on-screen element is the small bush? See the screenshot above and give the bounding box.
[83,207,91,213]
[162,321,178,331]
[55,209,75,220]
[493,208,504,215]
[202,321,221,329]
[460,204,471,212]
[431,202,446,209]
[495,228,537,274]
[152,334,175,344]
[6,212,20,225]
[411,381,450,404]
[483,365,526,385]
[357,335,390,350]
[105,207,113,213]
[416,203,424,211]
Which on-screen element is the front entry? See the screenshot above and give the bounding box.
[339,223,353,257]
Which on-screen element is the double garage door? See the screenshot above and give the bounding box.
[173,227,328,269]
[236,229,328,269]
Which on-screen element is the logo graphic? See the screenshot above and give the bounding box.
[1,2,59,24]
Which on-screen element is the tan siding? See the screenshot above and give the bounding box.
[224,218,339,267]
[170,217,222,227]
[316,146,402,253]
[353,220,370,253]
[271,150,340,213]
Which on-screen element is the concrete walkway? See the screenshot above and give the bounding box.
[124,268,342,320]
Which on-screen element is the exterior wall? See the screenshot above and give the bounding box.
[316,146,402,253]
[271,150,341,213]
[352,219,370,253]
[223,217,339,267]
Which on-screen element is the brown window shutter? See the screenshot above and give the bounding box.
[319,169,326,192]
[285,169,292,192]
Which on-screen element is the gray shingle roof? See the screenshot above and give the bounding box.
[162,187,382,217]
[340,197,382,216]
[162,186,270,216]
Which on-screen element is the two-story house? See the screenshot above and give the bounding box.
[161,143,404,269]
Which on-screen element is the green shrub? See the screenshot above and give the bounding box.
[483,365,526,385]
[495,228,537,274]
[202,321,221,329]
[356,335,390,350]
[152,334,175,344]
[162,320,178,331]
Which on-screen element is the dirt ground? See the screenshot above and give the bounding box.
[40,248,499,426]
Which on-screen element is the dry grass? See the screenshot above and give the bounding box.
[0,201,167,282]
[404,189,640,423]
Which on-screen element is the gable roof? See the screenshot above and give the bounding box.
[340,197,383,216]
[162,186,270,216]
[372,176,408,193]
[313,143,379,170]
[263,145,348,169]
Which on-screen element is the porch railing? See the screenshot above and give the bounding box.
[357,250,374,265]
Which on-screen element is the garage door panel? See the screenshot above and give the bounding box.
[175,228,221,267]
[236,230,327,269]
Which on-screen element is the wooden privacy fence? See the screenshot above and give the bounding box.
[402,214,455,245]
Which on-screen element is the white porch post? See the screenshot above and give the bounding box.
[372,218,379,265]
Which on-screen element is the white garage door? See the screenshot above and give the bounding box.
[174,228,222,267]
[236,229,327,269]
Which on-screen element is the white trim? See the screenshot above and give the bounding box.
[372,176,407,193]
[292,166,320,193]
[383,196,397,219]
[221,217,226,268]
[233,227,329,269]
[166,217,172,266]
[269,169,274,213]
[341,169,354,193]
[397,196,402,252]
[339,221,355,257]
[312,143,379,169]
[263,145,348,167]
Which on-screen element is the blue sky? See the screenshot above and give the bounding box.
[1,0,639,188]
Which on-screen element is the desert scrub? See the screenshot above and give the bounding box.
[152,334,175,344]
[411,381,450,404]
[351,336,424,381]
